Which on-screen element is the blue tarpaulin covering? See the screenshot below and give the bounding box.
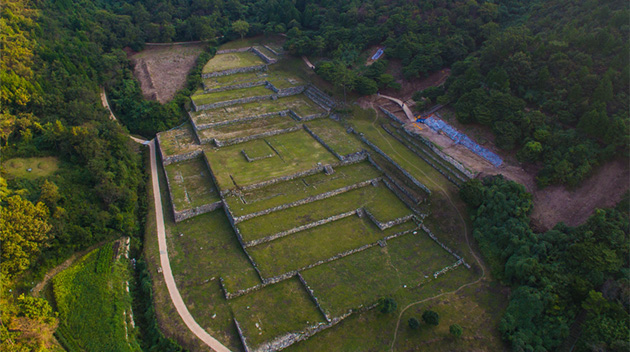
[418,115,503,167]
[371,48,384,60]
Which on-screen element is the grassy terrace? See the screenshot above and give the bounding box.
[157,122,200,158]
[202,51,265,73]
[167,210,261,295]
[191,85,273,106]
[301,231,457,318]
[247,216,416,278]
[198,115,298,142]
[225,161,381,216]
[164,157,220,211]
[230,277,325,349]
[203,67,304,90]
[191,94,325,126]
[254,45,278,58]
[237,183,412,242]
[204,129,338,191]
[305,118,364,156]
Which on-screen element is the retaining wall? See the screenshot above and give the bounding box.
[362,208,415,231]
[303,124,343,160]
[378,106,405,123]
[193,93,274,111]
[243,209,358,248]
[262,45,279,56]
[421,224,470,269]
[358,135,432,195]
[297,272,331,323]
[216,48,251,54]
[204,79,266,93]
[234,318,252,352]
[231,177,378,223]
[202,64,267,79]
[242,149,274,162]
[380,124,466,186]
[403,126,476,178]
[195,110,290,130]
[155,133,202,166]
[208,125,302,147]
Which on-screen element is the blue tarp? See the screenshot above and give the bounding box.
[372,48,384,60]
[418,116,503,167]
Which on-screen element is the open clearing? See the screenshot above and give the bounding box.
[130,43,207,103]
[3,156,59,179]
[151,38,505,352]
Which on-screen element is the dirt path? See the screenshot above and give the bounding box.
[302,56,315,69]
[100,88,148,145]
[362,105,486,350]
[148,140,232,352]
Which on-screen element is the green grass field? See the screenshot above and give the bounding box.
[305,118,364,156]
[203,66,303,91]
[53,242,141,352]
[230,277,325,349]
[302,229,457,317]
[191,85,273,106]
[202,51,265,73]
[3,156,59,179]
[191,94,325,127]
[236,183,412,243]
[198,115,298,142]
[164,157,220,211]
[204,129,338,191]
[157,123,200,158]
[247,217,416,279]
[224,161,381,217]
[167,209,262,294]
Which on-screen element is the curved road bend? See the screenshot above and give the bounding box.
[102,87,231,351]
[376,93,416,122]
[149,140,232,352]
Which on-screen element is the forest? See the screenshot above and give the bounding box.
[0,0,627,351]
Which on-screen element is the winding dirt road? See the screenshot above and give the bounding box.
[101,87,230,351]
[148,140,232,352]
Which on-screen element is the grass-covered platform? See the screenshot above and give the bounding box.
[157,123,200,159]
[191,85,273,107]
[203,129,338,192]
[191,94,326,128]
[202,51,265,74]
[164,157,220,211]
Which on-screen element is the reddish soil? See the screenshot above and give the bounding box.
[128,43,207,103]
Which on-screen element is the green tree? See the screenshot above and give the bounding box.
[0,195,52,278]
[408,317,420,330]
[450,324,463,338]
[422,310,440,326]
[232,20,250,39]
[380,298,397,314]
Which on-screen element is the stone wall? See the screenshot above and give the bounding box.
[303,124,343,160]
[156,133,202,166]
[242,149,274,163]
[358,135,432,195]
[262,44,279,56]
[174,201,223,222]
[378,106,405,123]
[272,84,307,97]
[216,48,251,54]
[304,85,335,110]
[433,259,464,279]
[221,226,417,300]
[208,125,302,147]
[251,46,277,64]
[232,177,378,223]
[233,318,252,352]
[196,110,290,130]
[381,124,466,186]
[193,93,274,111]
[297,273,331,323]
[362,207,416,231]
[243,209,358,248]
[403,125,476,179]
[202,64,267,79]
[421,224,470,269]
[204,79,267,93]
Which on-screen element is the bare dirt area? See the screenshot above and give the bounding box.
[530,158,629,231]
[129,43,207,103]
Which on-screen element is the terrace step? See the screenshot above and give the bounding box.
[304,86,335,110]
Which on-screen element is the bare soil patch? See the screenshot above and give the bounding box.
[129,43,207,103]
